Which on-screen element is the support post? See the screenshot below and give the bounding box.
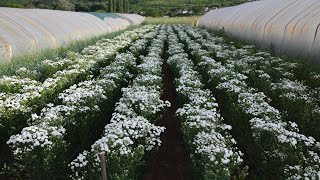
[99,153,108,180]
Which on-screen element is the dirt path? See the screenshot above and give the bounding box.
[144,41,192,180]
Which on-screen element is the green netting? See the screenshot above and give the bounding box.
[88,12,122,20]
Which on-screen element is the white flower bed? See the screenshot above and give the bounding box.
[173,25,320,179]
[0,25,154,117]
[69,27,170,179]
[166,26,246,179]
[6,51,136,175]
[183,25,320,115]
[186,25,320,147]
[5,26,158,178]
[1,25,155,144]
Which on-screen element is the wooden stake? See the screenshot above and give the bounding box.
[99,153,108,180]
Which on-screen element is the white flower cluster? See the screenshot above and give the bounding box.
[7,125,65,156]
[184,24,320,131]
[38,52,86,80]
[0,76,41,93]
[176,25,320,179]
[7,51,137,167]
[69,27,169,179]
[203,36,320,149]
[15,67,39,79]
[5,26,159,178]
[81,25,155,61]
[129,26,160,55]
[167,26,246,179]
[271,78,313,102]
[59,80,108,106]
[207,42,319,113]
[1,25,156,144]
[285,152,320,179]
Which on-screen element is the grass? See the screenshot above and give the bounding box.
[143,16,199,26]
[0,26,139,77]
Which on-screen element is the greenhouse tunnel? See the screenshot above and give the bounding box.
[0,7,145,61]
[198,0,320,64]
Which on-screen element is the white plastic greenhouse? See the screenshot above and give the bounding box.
[0,7,145,61]
[117,13,146,26]
[197,0,320,63]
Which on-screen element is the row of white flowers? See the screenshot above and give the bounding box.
[166,26,246,179]
[5,52,137,177]
[173,25,320,179]
[69,26,170,179]
[0,25,155,149]
[4,26,159,178]
[183,26,320,136]
[183,25,320,140]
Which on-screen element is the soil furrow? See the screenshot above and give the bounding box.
[144,41,192,180]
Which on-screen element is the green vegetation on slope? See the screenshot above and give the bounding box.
[143,16,199,26]
[0,0,256,16]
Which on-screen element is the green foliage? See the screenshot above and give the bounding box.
[75,2,90,12]
[2,2,24,8]
[109,0,114,12]
[124,0,129,12]
[113,0,116,12]
[143,16,199,26]
[54,0,74,11]
[130,0,255,15]
[145,8,163,17]
[36,3,49,9]
[193,4,205,14]
[90,2,108,12]
[119,0,124,13]
[0,0,255,14]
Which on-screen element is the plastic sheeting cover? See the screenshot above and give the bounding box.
[0,8,145,61]
[88,12,145,25]
[117,13,146,25]
[197,0,320,63]
[88,12,122,20]
[103,17,131,32]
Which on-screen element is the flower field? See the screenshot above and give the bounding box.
[1,24,320,179]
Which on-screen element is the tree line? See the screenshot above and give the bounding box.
[0,0,130,13]
[0,0,256,16]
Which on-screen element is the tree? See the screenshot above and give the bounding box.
[119,0,124,13]
[26,2,35,9]
[124,0,129,13]
[124,0,126,12]
[113,0,117,12]
[55,0,75,11]
[37,3,51,9]
[109,0,113,12]
[75,2,90,12]
[146,8,162,17]
[90,2,107,12]
[193,5,205,14]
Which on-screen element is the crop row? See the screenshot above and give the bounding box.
[166,25,247,179]
[173,25,320,179]
[184,25,320,142]
[2,25,159,178]
[2,24,320,179]
[69,26,169,179]
[0,25,155,155]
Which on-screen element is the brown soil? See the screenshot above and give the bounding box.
[144,42,192,180]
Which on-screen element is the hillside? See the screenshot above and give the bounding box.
[0,0,255,16]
